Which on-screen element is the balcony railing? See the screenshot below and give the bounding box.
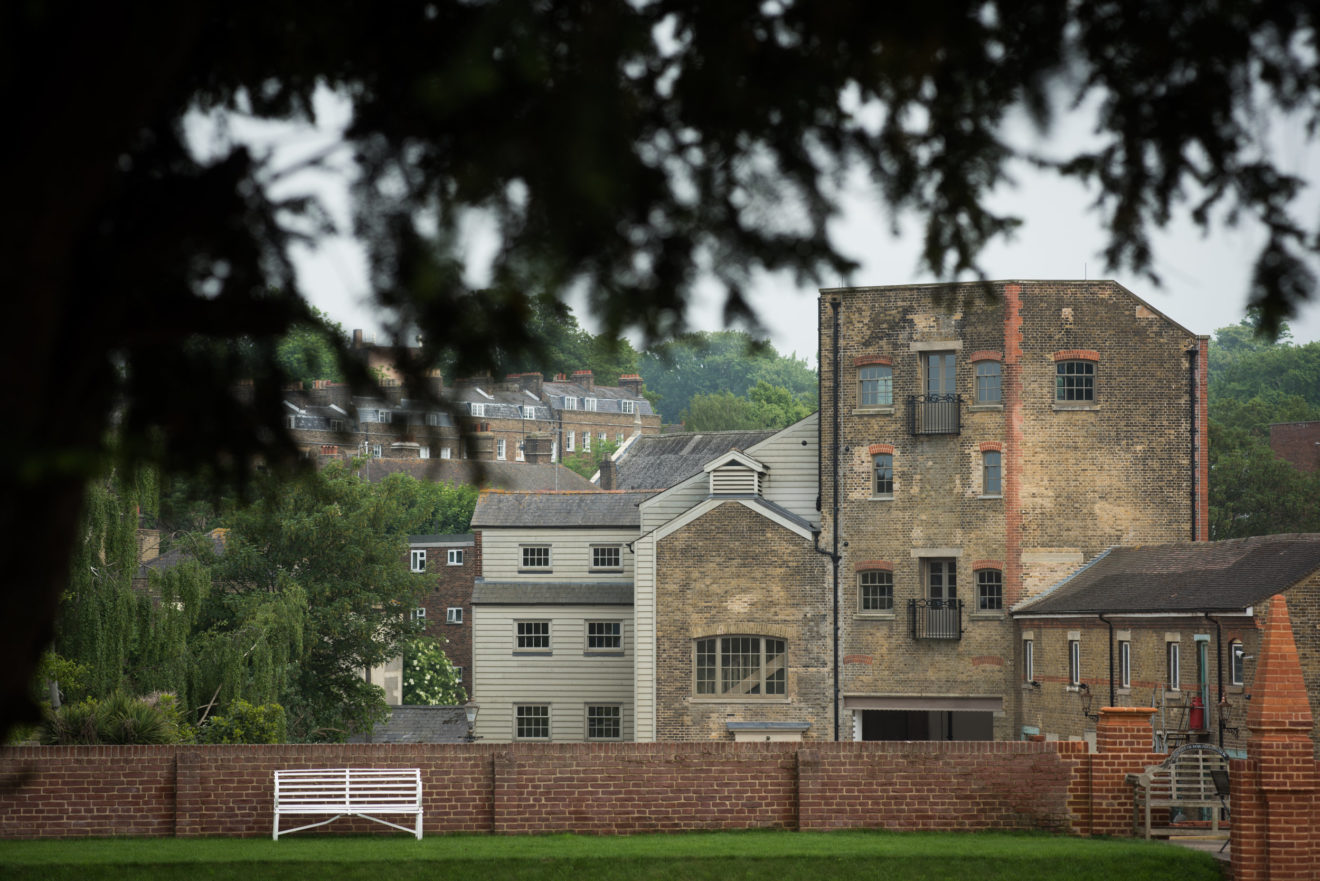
[908,598,964,640]
[907,394,962,435]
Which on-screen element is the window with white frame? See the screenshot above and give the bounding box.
[591,545,622,571]
[446,607,463,625]
[447,548,463,566]
[454,665,463,682]
[583,432,591,452]
[469,402,487,417]
[419,446,431,459]
[1231,641,1245,686]
[497,438,506,460]
[1167,641,1181,690]
[562,396,578,410]
[410,549,427,573]
[586,621,622,651]
[426,411,445,426]
[566,430,575,452]
[615,433,624,444]
[516,442,525,461]
[586,704,621,740]
[975,360,1002,404]
[1119,640,1131,689]
[858,364,893,407]
[516,620,550,651]
[584,397,597,411]
[858,570,893,612]
[521,545,551,570]
[1023,638,1034,683]
[694,636,785,697]
[411,607,426,622]
[1068,638,1081,686]
[440,447,452,459]
[514,704,550,740]
[371,443,383,458]
[620,400,636,414]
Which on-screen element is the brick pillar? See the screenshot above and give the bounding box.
[1232,595,1317,881]
[1090,707,1159,837]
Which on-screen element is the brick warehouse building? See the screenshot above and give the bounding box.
[818,280,1209,742]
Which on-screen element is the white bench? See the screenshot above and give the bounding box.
[273,768,423,840]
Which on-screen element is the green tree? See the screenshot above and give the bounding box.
[276,307,348,387]
[641,332,818,423]
[208,465,428,740]
[374,472,480,536]
[8,0,1320,740]
[680,382,815,432]
[562,438,620,480]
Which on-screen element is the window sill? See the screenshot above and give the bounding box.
[869,495,894,502]
[583,650,626,657]
[855,612,896,620]
[1065,684,1082,692]
[977,494,1002,501]
[969,403,1003,412]
[588,569,624,574]
[1052,402,1099,412]
[969,611,1004,620]
[518,569,553,575]
[513,650,552,657]
[1117,687,1132,696]
[852,406,895,416]
[1228,685,1245,694]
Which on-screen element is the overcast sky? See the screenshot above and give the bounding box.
[256,89,1320,367]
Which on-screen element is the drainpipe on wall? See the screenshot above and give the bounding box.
[1205,613,1225,748]
[829,297,842,741]
[1187,343,1199,541]
[1098,613,1115,708]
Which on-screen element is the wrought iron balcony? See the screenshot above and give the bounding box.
[908,598,964,640]
[907,394,962,435]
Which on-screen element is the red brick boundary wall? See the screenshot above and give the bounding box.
[4,740,1097,839]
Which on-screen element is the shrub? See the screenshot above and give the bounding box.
[41,692,184,745]
[198,700,288,744]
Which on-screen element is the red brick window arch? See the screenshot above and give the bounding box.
[855,561,894,612]
[1054,350,1099,402]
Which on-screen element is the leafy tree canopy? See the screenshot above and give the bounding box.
[641,331,817,423]
[681,381,816,432]
[7,0,1320,737]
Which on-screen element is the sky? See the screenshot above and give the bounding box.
[246,89,1320,368]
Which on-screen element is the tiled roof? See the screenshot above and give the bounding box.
[408,533,474,546]
[611,430,778,490]
[346,706,470,743]
[350,458,599,492]
[472,580,634,605]
[1013,534,1320,615]
[471,490,657,528]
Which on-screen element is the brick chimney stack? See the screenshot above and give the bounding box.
[618,374,644,398]
[598,457,617,490]
[517,372,544,397]
[571,369,594,392]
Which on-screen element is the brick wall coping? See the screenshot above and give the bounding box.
[1098,707,1157,722]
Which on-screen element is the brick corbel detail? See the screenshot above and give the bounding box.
[968,350,1002,362]
[1053,349,1100,362]
[868,444,894,455]
[853,560,893,572]
[853,355,892,367]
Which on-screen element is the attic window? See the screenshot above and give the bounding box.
[469,403,487,417]
[584,397,598,411]
[620,400,636,414]
[562,397,578,410]
[710,464,761,496]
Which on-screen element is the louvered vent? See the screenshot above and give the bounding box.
[710,465,761,496]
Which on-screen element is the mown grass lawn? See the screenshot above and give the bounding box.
[0,830,1220,881]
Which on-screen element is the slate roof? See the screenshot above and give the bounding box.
[472,580,634,605]
[1013,534,1320,616]
[611,430,778,490]
[409,533,474,546]
[346,706,470,744]
[451,385,551,421]
[472,489,656,528]
[541,380,655,416]
[349,458,599,492]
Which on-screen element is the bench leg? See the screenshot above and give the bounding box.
[415,810,423,841]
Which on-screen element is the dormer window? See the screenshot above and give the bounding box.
[620,400,636,414]
[584,397,597,411]
[469,402,487,417]
[562,396,578,410]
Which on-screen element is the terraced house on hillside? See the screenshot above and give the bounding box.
[820,280,1209,742]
